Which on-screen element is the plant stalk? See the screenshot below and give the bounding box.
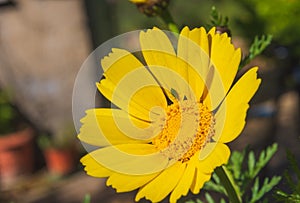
[215,165,242,203]
[158,9,179,33]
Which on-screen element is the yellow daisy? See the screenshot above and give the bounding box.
[78,26,261,203]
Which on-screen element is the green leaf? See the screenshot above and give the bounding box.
[185,199,204,203]
[250,177,260,202]
[248,151,255,177]
[203,144,279,203]
[220,198,226,203]
[286,151,300,182]
[275,150,300,202]
[228,150,246,180]
[82,194,91,203]
[239,34,273,69]
[250,143,278,179]
[204,180,226,195]
[205,192,215,203]
[250,176,281,203]
[203,173,227,194]
[209,6,229,27]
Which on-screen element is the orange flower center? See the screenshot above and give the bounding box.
[152,100,215,162]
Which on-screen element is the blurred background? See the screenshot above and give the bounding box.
[0,0,299,202]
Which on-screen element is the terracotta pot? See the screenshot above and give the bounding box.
[43,147,76,175]
[0,128,35,184]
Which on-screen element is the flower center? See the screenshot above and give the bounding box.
[152,100,215,162]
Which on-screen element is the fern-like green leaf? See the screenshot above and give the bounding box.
[220,198,226,203]
[228,149,247,180]
[239,34,273,69]
[248,151,256,177]
[250,176,281,203]
[275,150,300,202]
[209,6,229,27]
[205,192,215,203]
[250,143,278,179]
[185,198,203,203]
[204,173,226,194]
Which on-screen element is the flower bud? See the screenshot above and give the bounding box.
[216,26,231,37]
[130,0,170,17]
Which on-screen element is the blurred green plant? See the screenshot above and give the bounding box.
[237,0,300,44]
[0,90,18,134]
[208,6,228,28]
[239,34,273,69]
[220,0,300,59]
[206,7,273,70]
[37,127,76,150]
[275,151,300,202]
[186,144,281,203]
[82,194,91,203]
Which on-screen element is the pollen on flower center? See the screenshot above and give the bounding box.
[152,100,215,162]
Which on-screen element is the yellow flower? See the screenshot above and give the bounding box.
[78,27,261,203]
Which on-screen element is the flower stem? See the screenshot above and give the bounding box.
[215,165,242,203]
[158,9,179,33]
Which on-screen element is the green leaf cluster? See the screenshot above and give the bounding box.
[275,151,300,203]
[0,90,17,134]
[239,35,273,69]
[187,144,281,203]
[208,6,228,27]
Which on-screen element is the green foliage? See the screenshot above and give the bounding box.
[238,0,300,45]
[37,127,76,149]
[206,7,273,71]
[0,90,17,134]
[275,151,300,203]
[209,6,228,27]
[204,173,226,195]
[246,143,277,182]
[186,193,227,203]
[239,34,273,69]
[185,198,203,203]
[228,143,280,197]
[248,176,282,203]
[188,144,281,203]
[82,194,91,203]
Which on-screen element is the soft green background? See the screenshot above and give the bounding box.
[87,0,300,59]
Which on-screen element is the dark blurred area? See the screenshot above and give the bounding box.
[0,0,299,202]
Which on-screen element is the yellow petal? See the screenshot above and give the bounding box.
[107,172,159,193]
[170,161,195,202]
[214,67,261,143]
[80,154,113,178]
[99,48,167,121]
[139,28,176,71]
[177,27,210,101]
[140,28,190,101]
[87,144,169,175]
[101,48,142,74]
[190,142,230,194]
[198,142,231,171]
[190,164,211,194]
[135,161,186,202]
[204,29,242,110]
[78,108,154,147]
